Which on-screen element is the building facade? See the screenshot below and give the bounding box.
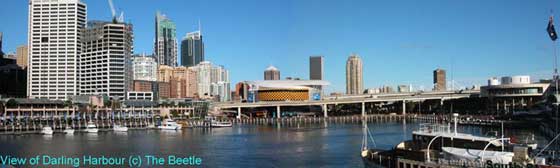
[264,65,280,80]
[132,54,158,81]
[0,58,27,98]
[240,80,329,102]
[180,30,204,67]
[346,54,363,95]
[310,56,323,80]
[480,76,550,114]
[191,61,230,101]
[154,11,177,67]
[433,68,446,91]
[16,45,28,69]
[157,65,198,98]
[397,85,411,93]
[27,0,87,100]
[80,21,133,100]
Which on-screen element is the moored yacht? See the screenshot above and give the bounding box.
[40,126,54,135]
[158,118,182,130]
[84,121,99,133]
[113,125,128,132]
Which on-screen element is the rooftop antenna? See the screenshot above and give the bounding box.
[198,19,202,35]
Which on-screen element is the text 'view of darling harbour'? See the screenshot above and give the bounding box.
[1,0,560,167]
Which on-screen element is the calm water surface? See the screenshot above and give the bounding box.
[0,120,548,167]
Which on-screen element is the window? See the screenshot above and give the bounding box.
[41,37,48,43]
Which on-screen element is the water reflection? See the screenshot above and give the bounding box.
[0,121,547,168]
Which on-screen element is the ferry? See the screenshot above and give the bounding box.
[361,113,552,168]
[158,118,182,130]
[84,121,99,133]
[40,126,54,135]
[207,116,233,127]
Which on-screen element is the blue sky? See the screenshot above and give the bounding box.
[1,0,558,93]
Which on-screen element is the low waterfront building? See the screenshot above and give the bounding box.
[127,92,154,101]
[239,80,329,102]
[480,75,550,114]
[132,80,159,100]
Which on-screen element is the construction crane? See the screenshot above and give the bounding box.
[108,0,124,23]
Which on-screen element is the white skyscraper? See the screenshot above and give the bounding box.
[191,61,230,101]
[132,54,158,81]
[28,0,87,100]
[80,21,133,100]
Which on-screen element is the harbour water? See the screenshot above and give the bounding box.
[0,120,548,167]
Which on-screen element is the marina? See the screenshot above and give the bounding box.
[0,118,549,167]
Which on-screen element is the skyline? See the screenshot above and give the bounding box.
[1,0,559,93]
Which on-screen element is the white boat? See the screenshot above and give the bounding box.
[442,147,514,164]
[158,119,182,130]
[40,126,54,135]
[113,125,128,132]
[63,127,75,134]
[211,120,232,127]
[206,116,233,127]
[84,121,99,133]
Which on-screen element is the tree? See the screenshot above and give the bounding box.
[5,99,17,108]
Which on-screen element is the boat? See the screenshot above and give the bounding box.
[84,121,99,133]
[360,113,542,168]
[63,126,75,134]
[40,126,54,135]
[158,118,182,130]
[113,125,128,132]
[207,117,232,127]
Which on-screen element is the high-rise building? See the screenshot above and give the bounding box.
[346,54,363,95]
[28,0,87,100]
[181,30,204,67]
[264,65,280,80]
[132,54,158,81]
[433,68,446,91]
[191,61,230,101]
[310,56,323,80]
[0,32,4,57]
[0,57,26,98]
[16,45,28,69]
[157,65,198,98]
[80,21,133,100]
[397,85,411,93]
[155,11,177,66]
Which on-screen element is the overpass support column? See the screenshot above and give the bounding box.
[237,107,241,119]
[276,106,281,119]
[402,100,406,116]
[323,104,328,118]
[361,102,366,117]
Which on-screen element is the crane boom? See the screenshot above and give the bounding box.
[108,0,116,18]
